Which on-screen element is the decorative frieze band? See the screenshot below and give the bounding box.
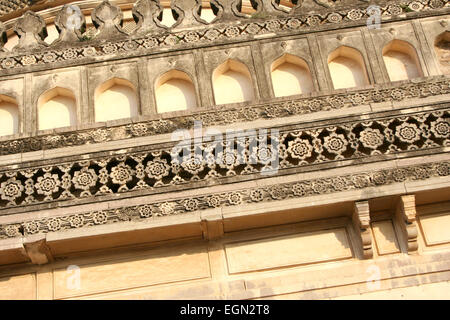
[0,77,448,156]
[1,159,448,239]
[0,108,447,211]
[0,0,448,73]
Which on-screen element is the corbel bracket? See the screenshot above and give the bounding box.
[22,235,53,265]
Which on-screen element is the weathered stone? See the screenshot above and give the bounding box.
[13,11,47,51]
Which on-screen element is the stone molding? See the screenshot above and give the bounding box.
[0,76,448,156]
[0,159,448,239]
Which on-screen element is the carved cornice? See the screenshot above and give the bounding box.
[1,159,448,239]
[0,0,448,74]
[0,76,448,156]
[0,108,447,212]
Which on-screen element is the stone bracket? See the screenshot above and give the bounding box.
[395,194,418,253]
[201,209,224,241]
[22,234,53,265]
[352,200,373,259]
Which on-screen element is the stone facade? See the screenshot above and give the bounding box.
[0,0,449,300]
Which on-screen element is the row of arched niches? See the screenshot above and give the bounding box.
[0,1,449,137]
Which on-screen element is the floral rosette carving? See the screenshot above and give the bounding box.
[36,173,61,197]
[110,163,134,185]
[0,178,24,202]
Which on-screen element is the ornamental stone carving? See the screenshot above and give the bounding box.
[395,195,419,253]
[132,0,167,35]
[210,0,247,22]
[0,109,446,210]
[13,11,47,51]
[171,0,209,30]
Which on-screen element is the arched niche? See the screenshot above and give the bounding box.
[0,95,19,136]
[212,59,254,105]
[38,87,77,130]
[382,40,423,81]
[435,31,450,75]
[271,54,314,97]
[155,70,197,113]
[328,46,370,90]
[95,78,139,122]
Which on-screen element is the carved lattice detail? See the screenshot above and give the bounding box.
[0,109,447,210]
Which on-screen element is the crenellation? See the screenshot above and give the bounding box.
[0,0,448,301]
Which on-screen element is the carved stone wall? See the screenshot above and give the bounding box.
[0,0,449,300]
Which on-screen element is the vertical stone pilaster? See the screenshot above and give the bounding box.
[80,66,91,125]
[306,34,331,91]
[361,27,386,84]
[137,58,153,115]
[24,73,35,134]
[193,49,214,109]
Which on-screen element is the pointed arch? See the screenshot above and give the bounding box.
[94,78,138,122]
[212,59,254,105]
[38,87,76,130]
[155,70,197,113]
[0,95,19,136]
[328,46,370,89]
[382,39,423,81]
[435,31,449,75]
[271,53,314,97]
